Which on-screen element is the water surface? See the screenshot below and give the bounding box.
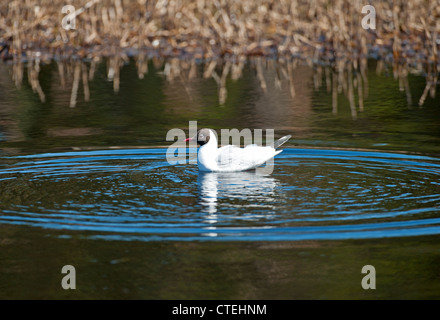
[1,148,439,242]
[1,58,440,299]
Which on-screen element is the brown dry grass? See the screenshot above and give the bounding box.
[0,0,439,108]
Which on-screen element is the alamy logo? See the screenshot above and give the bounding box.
[61,265,76,289]
[361,5,376,30]
[61,1,100,31]
[361,265,376,289]
[61,5,76,30]
[166,121,276,174]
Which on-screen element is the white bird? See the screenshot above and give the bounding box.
[185,128,291,172]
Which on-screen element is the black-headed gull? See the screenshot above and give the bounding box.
[185,128,291,172]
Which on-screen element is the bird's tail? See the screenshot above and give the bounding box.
[272,135,292,149]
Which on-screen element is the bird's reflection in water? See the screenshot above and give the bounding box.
[197,171,279,237]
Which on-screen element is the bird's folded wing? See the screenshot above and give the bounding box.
[216,145,277,171]
[216,145,245,169]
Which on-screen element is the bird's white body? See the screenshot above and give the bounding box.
[197,129,284,172]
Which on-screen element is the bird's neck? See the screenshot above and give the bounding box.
[197,131,219,171]
[203,130,218,150]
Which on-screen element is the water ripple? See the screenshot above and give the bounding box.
[0,147,439,241]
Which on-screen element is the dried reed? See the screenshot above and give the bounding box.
[0,0,438,109]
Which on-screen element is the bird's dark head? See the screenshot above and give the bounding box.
[185,128,212,146]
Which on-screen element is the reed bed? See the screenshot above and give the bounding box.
[0,0,439,110]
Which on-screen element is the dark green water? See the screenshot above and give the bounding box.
[0,58,440,299]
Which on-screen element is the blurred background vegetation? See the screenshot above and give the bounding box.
[0,0,439,153]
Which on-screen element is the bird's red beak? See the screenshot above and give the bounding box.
[185,134,196,142]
